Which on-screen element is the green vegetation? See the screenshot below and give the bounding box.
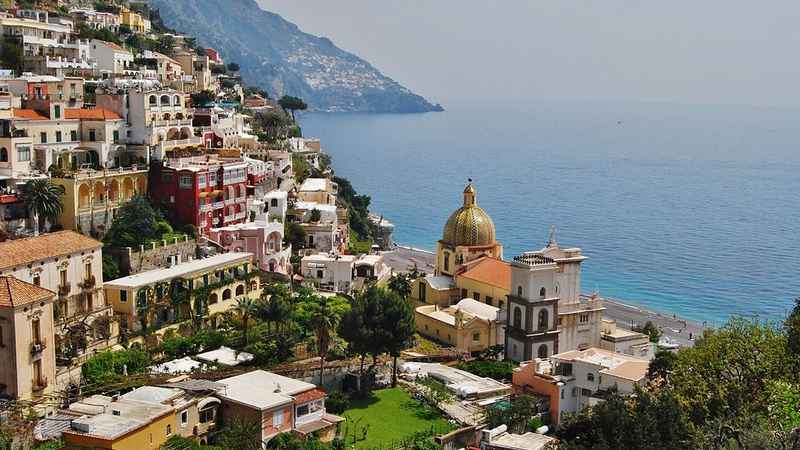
[284,221,306,250]
[632,320,662,343]
[76,21,122,45]
[455,359,516,381]
[0,36,22,74]
[485,395,545,433]
[20,178,65,233]
[292,153,311,183]
[160,436,220,450]
[32,441,64,450]
[81,348,150,386]
[348,231,373,255]
[342,388,452,449]
[278,95,308,122]
[334,176,372,240]
[102,253,121,281]
[190,90,216,106]
[104,195,185,248]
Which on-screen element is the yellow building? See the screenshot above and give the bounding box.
[104,253,260,337]
[415,298,502,353]
[119,7,151,34]
[454,256,510,309]
[63,397,174,450]
[53,167,148,236]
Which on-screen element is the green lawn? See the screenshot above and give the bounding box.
[341,388,454,449]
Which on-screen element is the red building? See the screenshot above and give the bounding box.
[149,156,249,235]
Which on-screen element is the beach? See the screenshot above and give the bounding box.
[384,245,704,347]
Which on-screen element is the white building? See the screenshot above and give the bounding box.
[301,253,356,293]
[90,39,134,77]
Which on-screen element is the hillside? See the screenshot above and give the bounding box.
[150,0,443,113]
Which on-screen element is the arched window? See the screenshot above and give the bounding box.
[235,285,244,296]
[149,95,157,105]
[163,113,171,120]
[513,307,522,329]
[538,344,548,359]
[587,373,595,382]
[538,309,549,330]
[517,286,523,297]
[540,287,546,298]
[270,198,278,207]
[222,289,231,301]
[443,252,450,272]
[160,95,170,106]
[0,147,7,162]
[208,293,218,304]
[174,95,181,106]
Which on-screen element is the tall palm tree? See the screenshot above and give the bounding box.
[20,178,65,233]
[235,297,257,347]
[310,299,335,386]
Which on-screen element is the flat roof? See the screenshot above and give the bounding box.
[217,370,317,410]
[104,253,252,288]
[195,346,254,366]
[423,275,456,291]
[402,362,510,397]
[66,399,172,440]
[552,347,648,382]
[302,253,356,263]
[490,432,555,450]
[121,386,183,404]
[299,178,328,192]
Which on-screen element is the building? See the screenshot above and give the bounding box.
[297,178,337,206]
[0,277,56,402]
[215,370,344,443]
[600,318,654,360]
[512,348,649,424]
[119,6,151,33]
[401,362,511,399]
[148,155,248,235]
[70,8,120,33]
[6,74,86,109]
[104,252,260,334]
[415,298,503,353]
[52,166,148,236]
[480,425,555,450]
[0,231,116,368]
[300,253,356,293]
[90,39,134,77]
[208,213,291,275]
[505,239,605,361]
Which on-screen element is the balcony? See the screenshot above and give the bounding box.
[234,212,247,220]
[78,275,96,290]
[58,283,71,297]
[30,339,47,355]
[32,377,48,392]
[153,118,193,128]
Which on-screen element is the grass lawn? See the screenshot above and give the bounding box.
[341,388,454,449]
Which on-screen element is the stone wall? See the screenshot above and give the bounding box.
[108,236,198,275]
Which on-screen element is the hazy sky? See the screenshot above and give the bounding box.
[258,1,800,107]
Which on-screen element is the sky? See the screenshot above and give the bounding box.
[258,0,800,107]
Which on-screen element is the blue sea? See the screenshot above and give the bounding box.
[300,99,800,326]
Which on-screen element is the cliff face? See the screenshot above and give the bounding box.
[150,0,443,113]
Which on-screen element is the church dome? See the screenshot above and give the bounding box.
[442,183,497,247]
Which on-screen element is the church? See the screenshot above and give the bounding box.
[410,182,605,361]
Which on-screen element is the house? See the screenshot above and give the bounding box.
[104,252,259,334]
[0,231,116,369]
[119,6,151,33]
[512,347,649,424]
[215,370,344,443]
[401,362,511,399]
[208,214,291,275]
[195,346,254,366]
[90,40,134,77]
[0,277,56,403]
[480,425,555,450]
[600,318,654,360]
[297,178,337,206]
[415,298,503,353]
[300,253,356,293]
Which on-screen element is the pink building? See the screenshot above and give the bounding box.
[208,217,291,275]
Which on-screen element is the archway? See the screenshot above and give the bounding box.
[235,285,244,297]
[222,289,231,301]
[160,95,170,106]
[209,293,218,304]
[109,179,119,203]
[166,128,180,140]
[78,183,90,208]
[149,95,157,106]
[538,344,548,359]
[267,231,282,252]
[93,181,104,204]
[122,178,134,200]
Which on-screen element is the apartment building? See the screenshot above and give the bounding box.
[0,231,115,369]
[0,277,56,402]
[90,39,135,77]
[208,215,292,276]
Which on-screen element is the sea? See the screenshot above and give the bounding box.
[299,99,800,326]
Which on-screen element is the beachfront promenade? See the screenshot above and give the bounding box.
[384,245,704,348]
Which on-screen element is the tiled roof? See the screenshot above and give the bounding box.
[293,388,326,405]
[0,276,55,308]
[0,231,102,271]
[64,108,122,120]
[457,256,511,290]
[13,109,49,120]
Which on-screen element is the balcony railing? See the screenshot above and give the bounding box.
[58,283,71,297]
[32,377,48,391]
[78,275,96,290]
[30,339,47,355]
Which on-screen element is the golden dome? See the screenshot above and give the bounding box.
[442,183,496,247]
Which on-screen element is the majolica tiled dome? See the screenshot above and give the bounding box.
[442,183,496,247]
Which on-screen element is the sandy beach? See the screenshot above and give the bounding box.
[383,245,705,347]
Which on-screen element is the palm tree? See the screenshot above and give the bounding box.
[235,297,257,347]
[20,178,65,233]
[310,299,335,386]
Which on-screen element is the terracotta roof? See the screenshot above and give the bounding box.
[13,109,49,120]
[0,276,55,308]
[457,256,511,290]
[64,108,122,120]
[0,231,102,271]
[293,388,326,405]
[98,40,130,53]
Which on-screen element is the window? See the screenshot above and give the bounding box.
[89,129,96,141]
[443,251,450,272]
[498,300,504,309]
[120,290,127,303]
[538,344,548,359]
[418,283,426,302]
[33,274,40,286]
[199,407,215,423]
[473,292,480,302]
[579,313,589,323]
[461,288,467,299]
[85,263,92,280]
[162,173,173,182]
[55,131,62,142]
[538,309,549,330]
[16,146,30,161]
[561,389,564,399]
[0,148,6,162]
[70,130,77,141]
[472,332,480,342]
[272,409,283,427]
[486,296,492,305]
[149,95,157,105]
[113,130,120,142]
[59,269,67,286]
[316,270,323,279]
[53,105,61,118]
[40,132,47,143]
[180,175,193,188]
[540,287,546,298]
[517,286,523,297]
[180,410,188,425]
[166,424,172,435]
[513,307,522,329]
[296,404,309,417]
[587,373,595,382]
[271,198,278,207]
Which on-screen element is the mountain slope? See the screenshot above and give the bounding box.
[150,0,443,113]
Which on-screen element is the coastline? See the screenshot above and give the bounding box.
[383,244,704,347]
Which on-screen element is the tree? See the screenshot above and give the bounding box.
[310,297,336,386]
[156,35,176,56]
[284,221,306,250]
[227,62,240,72]
[216,418,263,450]
[485,395,543,433]
[190,90,216,106]
[104,195,164,248]
[784,297,800,359]
[378,289,416,387]
[387,273,412,299]
[278,95,307,121]
[632,320,662,343]
[102,254,121,281]
[647,349,677,382]
[309,208,322,222]
[235,297,258,347]
[20,178,65,233]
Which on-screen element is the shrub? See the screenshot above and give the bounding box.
[326,391,350,414]
[455,360,515,380]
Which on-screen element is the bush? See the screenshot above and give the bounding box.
[326,390,350,414]
[81,348,150,385]
[455,360,515,380]
[156,221,173,236]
